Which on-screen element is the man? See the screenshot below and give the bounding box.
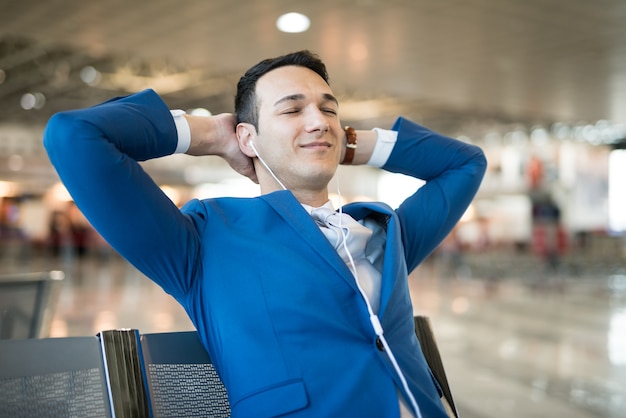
[44,50,486,417]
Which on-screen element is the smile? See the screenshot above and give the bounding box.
[301,141,331,149]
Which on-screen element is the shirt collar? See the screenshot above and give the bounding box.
[301,200,335,215]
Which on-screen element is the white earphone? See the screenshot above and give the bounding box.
[248,139,258,156]
[248,140,287,190]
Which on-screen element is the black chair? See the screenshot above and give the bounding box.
[0,335,112,417]
[139,319,456,418]
[133,316,459,418]
[141,331,231,417]
[0,316,456,418]
[0,330,230,418]
[414,315,459,418]
[0,271,64,339]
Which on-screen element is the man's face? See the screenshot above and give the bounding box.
[250,65,343,193]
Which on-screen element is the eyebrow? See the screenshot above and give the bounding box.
[273,93,339,107]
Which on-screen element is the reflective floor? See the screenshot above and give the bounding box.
[9,249,626,418]
[411,259,626,418]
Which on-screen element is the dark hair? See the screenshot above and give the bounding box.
[234,50,330,128]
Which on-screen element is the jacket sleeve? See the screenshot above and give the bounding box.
[43,89,202,300]
[383,117,487,272]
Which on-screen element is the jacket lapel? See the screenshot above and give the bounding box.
[259,191,360,292]
[342,202,407,317]
[260,192,408,318]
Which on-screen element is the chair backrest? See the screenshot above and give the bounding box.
[0,270,64,339]
[414,315,459,418]
[140,331,231,417]
[0,316,454,418]
[0,335,112,417]
[0,330,231,418]
[140,320,456,418]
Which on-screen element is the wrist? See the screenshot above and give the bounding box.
[341,126,357,165]
[185,114,218,156]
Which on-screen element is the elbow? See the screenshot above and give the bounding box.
[43,111,91,164]
[469,144,488,179]
[43,111,74,152]
[477,147,488,175]
[459,145,488,196]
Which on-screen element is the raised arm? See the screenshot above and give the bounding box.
[383,117,486,272]
[43,89,239,299]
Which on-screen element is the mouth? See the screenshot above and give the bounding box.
[301,141,332,149]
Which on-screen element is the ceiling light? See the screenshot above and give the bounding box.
[20,92,45,110]
[80,66,101,86]
[276,12,310,33]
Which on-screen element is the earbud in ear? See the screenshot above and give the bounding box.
[249,140,259,157]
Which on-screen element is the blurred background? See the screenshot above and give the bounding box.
[0,1,625,417]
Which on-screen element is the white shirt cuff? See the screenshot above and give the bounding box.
[367,128,397,167]
[170,109,191,154]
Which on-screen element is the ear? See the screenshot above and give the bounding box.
[236,122,257,158]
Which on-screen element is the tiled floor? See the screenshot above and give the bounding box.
[8,250,626,418]
[410,260,626,418]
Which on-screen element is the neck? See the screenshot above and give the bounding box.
[291,189,329,208]
[261,182,328,208]
[259,179,329,207]
[255,161,331,207]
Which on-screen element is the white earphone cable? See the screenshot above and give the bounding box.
[249,141,287,190]
[251,145,422,417]
[335,171,422,418]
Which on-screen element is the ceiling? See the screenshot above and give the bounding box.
[1,0,626,193]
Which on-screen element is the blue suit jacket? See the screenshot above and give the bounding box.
[44,89,486,417]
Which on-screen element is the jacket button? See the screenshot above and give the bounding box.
[376,337,385,351]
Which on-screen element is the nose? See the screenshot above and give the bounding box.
[304,106,330,134]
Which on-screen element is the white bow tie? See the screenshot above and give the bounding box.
[310,207,382,313]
